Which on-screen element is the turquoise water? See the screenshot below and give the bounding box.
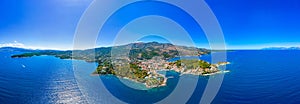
[1,50,300,103]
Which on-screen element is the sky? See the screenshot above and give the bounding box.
[0,0,299,50]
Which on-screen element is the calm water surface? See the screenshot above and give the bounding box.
[0,50,300,103]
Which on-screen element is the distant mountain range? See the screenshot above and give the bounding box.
[9,42,210,62]
[0,47,37,52]
[4,42,221,88]
[0,47,62,53]
[262,47,300,50]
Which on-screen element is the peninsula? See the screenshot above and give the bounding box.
[11,42,229,88]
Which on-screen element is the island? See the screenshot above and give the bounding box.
[11,42,229,88]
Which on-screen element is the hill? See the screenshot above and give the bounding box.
[11,42,210,62]
[11,42,221,88]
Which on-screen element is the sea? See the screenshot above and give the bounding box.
[1,49,300,104]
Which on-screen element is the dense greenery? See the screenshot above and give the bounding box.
[11,52,40,58]
[130,63,149,79]
[93,61,149,82]
[146,78,161,87]
[93,61,115,75]
[12,42,209,62]
[199,60,211,69]
[11,51,73,59]
[169,59,212,70]
[11,42,213,87]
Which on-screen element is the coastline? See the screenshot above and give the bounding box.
[90,63,230,89]
[90,73,168,89]
[12,51,230,89]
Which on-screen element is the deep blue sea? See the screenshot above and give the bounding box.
[1,50,300,103]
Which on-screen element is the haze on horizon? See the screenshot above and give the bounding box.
[0,0,300,50]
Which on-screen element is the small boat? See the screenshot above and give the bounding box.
[167,76,174,78]
[222,70,230,73]
[22,64,26,68]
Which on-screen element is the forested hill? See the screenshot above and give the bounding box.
[11,42,210,62]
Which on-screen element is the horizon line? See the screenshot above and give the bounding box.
[1,44,299,51]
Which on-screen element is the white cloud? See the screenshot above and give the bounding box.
[0,41,72,50]
[0,41,25,48]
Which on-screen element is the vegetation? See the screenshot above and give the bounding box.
[11,52,40,58]
[146,78,161,87]
[199,60,211,69]
[169,60,211,69]
[11,42,216,88]
[93,61,115,75]
[130,63,149,79]
[12,42,209,61]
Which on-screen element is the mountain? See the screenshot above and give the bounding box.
[10,42,219,88]
[0,47,65,52]
[11,42,210,62]
[0,47,35,52]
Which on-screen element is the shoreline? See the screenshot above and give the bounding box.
[91,68,230,89]
[90,73,168,89]
[12,54,230,89]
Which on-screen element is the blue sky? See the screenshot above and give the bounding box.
[0,0,299,50]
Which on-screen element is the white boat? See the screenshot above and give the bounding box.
[22,64,26,68]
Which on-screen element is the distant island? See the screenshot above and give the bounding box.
[11,42,229,88]
[262,47,300,50]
